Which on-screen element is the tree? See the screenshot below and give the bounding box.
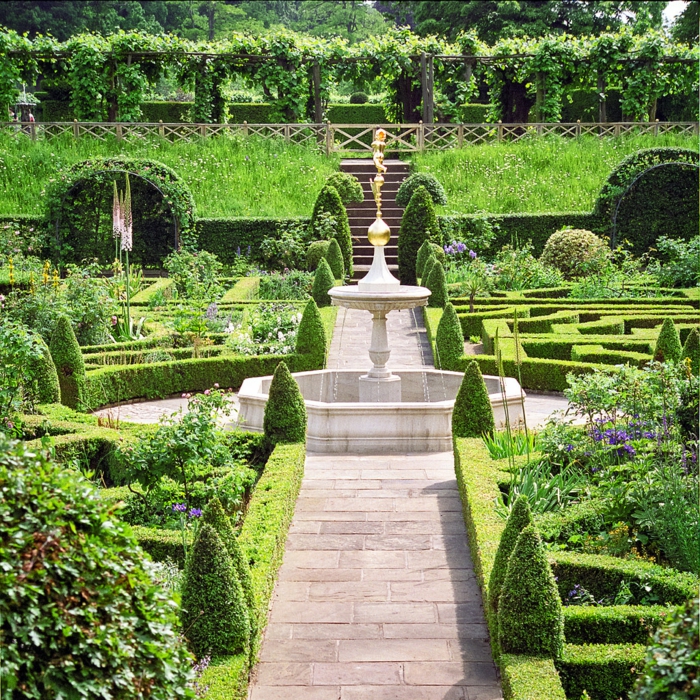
[654,318,682,363]
[397,185,440,285]
[452,360,495,438]
[309,184,353,276]
[671,1,699,45]
[312,258,335,307]
[435,302,464,370]
[295,298,327,370]
[263,361,307,446]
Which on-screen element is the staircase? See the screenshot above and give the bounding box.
[341,159,410,281]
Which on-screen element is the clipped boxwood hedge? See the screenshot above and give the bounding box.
[562,605,669,645]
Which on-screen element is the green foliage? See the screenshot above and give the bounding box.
[655,236,700,288]
[180,523,250,658]
[324,172,364,205]
[324,237,345,280]
[164,249,223,300]
[326,103,386,123]
[263,361,307,446]
[540,229,607,280]
[653,318,682,363]
[0,437,195,699]
[349,92,368,104]
[396,173,448,208]
[563,605,669,645]
[309,184,352,276]
[398,185,440,285]
[295,299,327,370]
[500,655,567,700]
[311,258,335,307]
[631,597,699,700]
[498,524,565,658]
[452,360,495,438]
[30,336,60,405]
[434,302,464,370]
[49,315,86,410]
[681,328,700,374]
[306,240,330,271]
[488,496,533,614]
[415,239,433,280]
[426,260,448,308]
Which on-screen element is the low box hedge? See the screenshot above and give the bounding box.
[500,655,567,700]
[562,605,669,645]
[130,278,174,305]
[131,525,191,568]
[571,344,649,366]
[221,277,260,302]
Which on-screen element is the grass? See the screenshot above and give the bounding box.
[413,133,699,215]
[0,132,338,218]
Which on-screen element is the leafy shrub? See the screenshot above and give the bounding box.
[144,349,175,364]
[263,361,307,446]
[258,270,313,300]
[311,258,335,307]
[398,185,440,285]
[164,249,223,300]
[653,318,682,363]
[226,303,302,356]
[396,173,447,208]
[260,221,307,271]
[434,303,464,370]
[426,260,448,308]
[306,240,330,271]
[452,359,494,438]
[498,524,565,658]
[49,315,86,410]
[421,254,437,286]
[309,184,353,275]
[30,336,60,405]
[630,597,699,700]
[180,523,250,658]
[0,437,194,698]
[540,229,607,280]
[349,92,369,104]
[324,172,364,205]
[324,237,345,280]
[655,235,700,287]
[492,243,564,291]
[681,328,699,374]
[295,299,326,369]
[415,240,433,280]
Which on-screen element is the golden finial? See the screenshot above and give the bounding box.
[367,128,391,247]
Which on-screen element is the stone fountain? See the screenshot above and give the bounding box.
[237,129,524,453]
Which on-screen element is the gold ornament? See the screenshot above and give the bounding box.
[367,128,391,247]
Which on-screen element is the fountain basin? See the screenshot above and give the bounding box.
[237,369,525,454]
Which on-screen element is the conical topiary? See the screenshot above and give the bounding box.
[324,237,345,280]
[201,497,256,636]
[312,258,335,307]
[415,239,434,280]
[295,299,327,370]
[397,185,440,285]
[488,496,533,615]
[421,254,437,286]
[49,315,85,410]
[452,360,495,438]
[435,303,464,370]
[427,260,448,308]
[263,361,307,445]
[31,336,61,405]
[498,524,565,658]
[653,318,682,363]
[680,327,699,374]
[309,184,353,275]
[180,523,250,658]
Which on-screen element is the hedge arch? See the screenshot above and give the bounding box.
[47,157,196,267]
[595,148,699,255]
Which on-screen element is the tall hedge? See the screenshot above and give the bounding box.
[309,184,353,276]
[681,327,700,374]
[435,303,464,370]
[397,185,440,285]
[654,318,682,363]
[295,299,327,370]
[49,316,85,410]
[324,237,345,280]
[31,337,61,405]
[452,360,495,438]
[498,524,565,659]
[426,260,448,308]
[263,361,307,446]
[312,258,335,307]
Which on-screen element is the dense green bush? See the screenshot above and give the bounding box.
[654,318,682,363]
[655,236,700,287]
[396,173,448,208]
[349,92,369,104]
[309,184,352,275]
[415,240,433,280]
[421,254,437,286]
[324,237,345,280]
[498,524,565,658]
[324,172,364,205]
[306,240,330,271]
[311,258,335,307]
[426,260,448,308]
[630,597,699,700]
[325,103,385,124]
[0,437,194,699]
[681,327,699,374]
[562,605,668,645]
[398,185,440,285]
[180,523,250,658]
[30,336,60,405]
[452,360,495,438]
[434,303,464,370]
[263,361,307,446]
[540,229,607,280]
[164,248,223,300]
[295,299,327,370]
[49,315,85,410]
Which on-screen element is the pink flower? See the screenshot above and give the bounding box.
[204,390,211,395]
[213,383,219,388]
[111,315,118,326]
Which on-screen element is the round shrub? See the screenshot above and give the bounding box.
[539,229,607,280]
[312,258,335,307]
[426,260,448,308]
[309,184,353,276]
[49,315,86,410]
[349,92,369,104]
[263,361,307,445]
[630,596,699,700]
[654,318,682,363]
[452,360,495,438]
[681,327,700,375]
[307,240,330,271]
[498,524,565,659]
[435,303,464,370]
[398,185,441,285]
[30,336,60,405]
[295,299,327,370]
[396,172,447,208]
[325,237,345,280]
[180,523,250,658]
[325,172,364,205]
[0,437,194,698]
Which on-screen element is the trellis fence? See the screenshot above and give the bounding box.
[2,120,697,154]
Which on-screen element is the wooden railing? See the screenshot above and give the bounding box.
[2,120,697,154]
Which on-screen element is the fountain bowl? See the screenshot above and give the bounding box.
[237,368,525,454]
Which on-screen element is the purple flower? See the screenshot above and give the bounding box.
[245,155,250,161]
[456,242,467,253]
[565,444,575,452]
[172,503,187,513]
[188,508,202,518]
[469,250,477,259]
[206,302,218,320]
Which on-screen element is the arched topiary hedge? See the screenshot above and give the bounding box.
[46,157,196,267]
[594,148,699,255]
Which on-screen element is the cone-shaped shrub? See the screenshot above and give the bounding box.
[435,303,464,370]
[201,498,256,635]
[324,237,345,280]
[49,316,85,410]
[680,327,699,374]
[488,496,533,614]
[180,523,250,658]
[653,318,682,363]
[427,260,447,308]
[452,360,495,438]
[421,254,437,285]
[295,299,327,370]
[312,258,335,307]
[498,524,565,658]
[397,186,440,285]
[415,239,433,280]
[309,184,353,275]
[263,361,307,445]
[31,336,61,404]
